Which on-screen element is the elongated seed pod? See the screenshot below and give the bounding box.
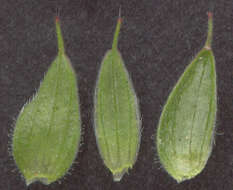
[156,12,217,183]
[12,18,81,185]
[94,17,141,181]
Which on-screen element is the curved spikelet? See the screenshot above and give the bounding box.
[12,17,81,185]
[156,12,217,183]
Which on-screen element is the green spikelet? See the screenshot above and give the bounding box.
[156,12,217,183]
[12,17,81,185]
[94,16,141,181]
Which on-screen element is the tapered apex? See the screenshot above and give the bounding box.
[208,12,213,20]
[55,16,59,23]
[204,11,213,49]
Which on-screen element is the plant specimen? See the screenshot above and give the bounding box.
[156,12,216,183]
[94,15,141,181]
[12,17,81,185]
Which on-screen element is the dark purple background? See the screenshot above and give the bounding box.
[0,0,232,190]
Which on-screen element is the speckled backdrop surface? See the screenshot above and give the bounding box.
[0,0,232,190]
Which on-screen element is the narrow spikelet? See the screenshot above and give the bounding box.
[156,12,217,183]
[94,15,141,181]
[12,17,81,185]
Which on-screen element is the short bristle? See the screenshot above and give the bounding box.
[208,12,213,19]
[118,17,123,24]
[55,16,59,23]
[118,6,122,23]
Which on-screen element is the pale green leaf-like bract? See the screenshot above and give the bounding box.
[12,18,81,185]
[94,17,141,181]
[156,12,217,182]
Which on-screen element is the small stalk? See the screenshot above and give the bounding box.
[55,17,65,54]
[112,9,122,50]
[204,12,213,50]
